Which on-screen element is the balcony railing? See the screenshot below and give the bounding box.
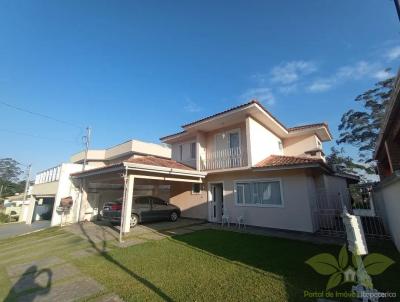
[201,147,247,171]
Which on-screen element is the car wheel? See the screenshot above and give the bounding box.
[130,214,139,227]
[170,211,178,222]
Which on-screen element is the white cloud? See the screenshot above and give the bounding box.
[270,61,317,84]
[385,46,400,61]
[183,99,201,113]
[241,87,275,106]
[336,61,379,80]
[308,61,392,93]
[308,81,333,92]
[373,69,393,80]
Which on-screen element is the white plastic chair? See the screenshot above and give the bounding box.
[237,214,246,229]
[221,211,230,227]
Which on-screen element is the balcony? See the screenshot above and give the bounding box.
[201,147,248,171]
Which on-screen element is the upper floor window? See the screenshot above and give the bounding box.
[229,132,240,150]
[179,145,183,161]
[278,141,283,151]
[190,142,196,159]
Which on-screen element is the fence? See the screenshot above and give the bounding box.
[313,188,390,240]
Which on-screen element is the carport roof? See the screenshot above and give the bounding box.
[70,156,206,179]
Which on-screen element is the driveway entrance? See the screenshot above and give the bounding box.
[0,220,51,240]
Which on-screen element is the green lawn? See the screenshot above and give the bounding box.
[0,227,399,302]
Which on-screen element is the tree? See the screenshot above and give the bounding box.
[0,158,24,198]
[337,76,395,163]
[326,147,374,180]
[0,158,23,182]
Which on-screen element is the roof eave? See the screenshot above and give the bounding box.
[253,163,330,172]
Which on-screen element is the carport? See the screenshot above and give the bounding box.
[71,156,206,240]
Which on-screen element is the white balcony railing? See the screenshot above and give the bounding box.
[201,147,247,171]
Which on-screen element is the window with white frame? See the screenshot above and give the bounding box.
[192,183,201,194]
[179,145,183,161]
[236,180,282,206]
[190,142,196,159]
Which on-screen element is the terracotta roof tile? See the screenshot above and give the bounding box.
[161,100,332,141]
[181,100,287,130]
[125,156,195,171]
[254,155,325,169]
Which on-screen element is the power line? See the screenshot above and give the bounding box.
[0,128,78,143]
[0,100,83,129]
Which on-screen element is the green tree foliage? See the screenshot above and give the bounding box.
[0,158,22,182]
[337,76,395,163]
[0,158,24,198]
[326,147,374,177]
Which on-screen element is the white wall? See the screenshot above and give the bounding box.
[374,176,400,251]
[50,163,83,226]
[206,169,315,232]
[283,134,320,157]
[323,175,350,210]
[247,117,283,166]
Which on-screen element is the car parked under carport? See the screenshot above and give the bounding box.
[101,196,181,227]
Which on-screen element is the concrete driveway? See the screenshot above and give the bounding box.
[0,220,51,240]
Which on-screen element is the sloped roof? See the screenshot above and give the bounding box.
[160,100,332,141]
[254,155,326,169]
[125,156,195,171]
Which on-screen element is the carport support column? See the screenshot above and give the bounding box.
[122,175,135,234]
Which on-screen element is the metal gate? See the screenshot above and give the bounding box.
[313,188,390,240]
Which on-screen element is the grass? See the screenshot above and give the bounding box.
[0,226,399,301]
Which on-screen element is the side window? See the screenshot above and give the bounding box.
[152,198,166,205]
[179,145,183,161]
[135,197,149,205]
[192,183,201,194]
[190,142,196,159]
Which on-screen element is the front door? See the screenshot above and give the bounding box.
[209,183,223,222]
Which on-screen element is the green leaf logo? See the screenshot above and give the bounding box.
[305,245,395,290]
[327,272,343,290]
[338,245,348,269]
[363,253,395,276]
[305,253,339,275]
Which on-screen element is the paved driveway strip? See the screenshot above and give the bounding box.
[0,221,51,240]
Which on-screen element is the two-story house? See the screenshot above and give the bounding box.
[162,100,355,233]
[33,100,356,235]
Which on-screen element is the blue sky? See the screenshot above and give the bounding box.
[0,0,399,175]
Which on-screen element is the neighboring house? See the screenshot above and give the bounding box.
[160,100,356,233]
[30,140,171,226]
[374,73,400,251]
[2,188,34,222]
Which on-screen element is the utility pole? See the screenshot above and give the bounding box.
[76,126,91,223]
[23,164,32,200]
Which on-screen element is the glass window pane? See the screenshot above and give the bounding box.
[229,132,239,149]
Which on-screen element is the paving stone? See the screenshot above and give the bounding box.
[7,256,65,278]
[69,247,109,259]
[10,263,81,294]
[94,293,124,302]
[16,277,103,302]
